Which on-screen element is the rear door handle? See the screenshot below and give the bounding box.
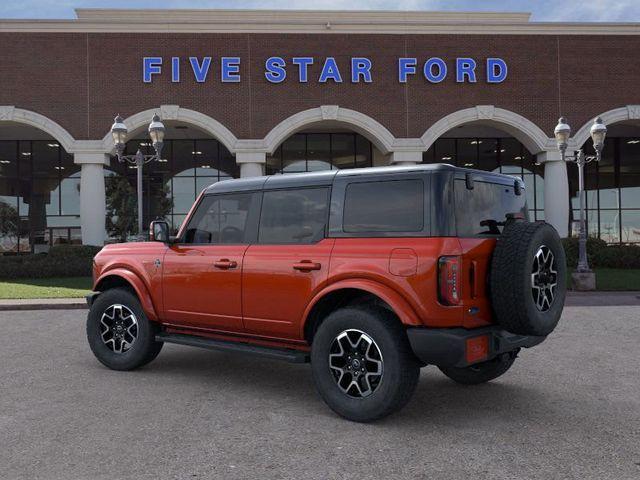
[293,261,321,272]
[214,259,238,269]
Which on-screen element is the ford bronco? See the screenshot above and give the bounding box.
[86,164,566,422]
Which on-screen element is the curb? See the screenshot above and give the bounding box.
[0,299,88,312]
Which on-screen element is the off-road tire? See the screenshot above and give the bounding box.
[439,352,517,385]
[87,288,163,371]
[311,306,420,423]
[490,221,567,336]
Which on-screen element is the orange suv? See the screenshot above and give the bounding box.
[86,165,566,422]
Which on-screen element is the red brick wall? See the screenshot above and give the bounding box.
[1,31,639,142]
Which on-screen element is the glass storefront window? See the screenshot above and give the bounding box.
[106,138,241,239]
[0,139,82,252]
[621,210,640,243]
[266,132,374,174]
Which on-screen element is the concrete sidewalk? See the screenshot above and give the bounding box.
[0,291,639,311]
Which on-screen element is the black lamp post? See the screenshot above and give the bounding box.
[110,114,166,240]
[554,116,607,274]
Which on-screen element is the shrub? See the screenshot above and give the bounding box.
[0,245,102,280]
[561,237,607,268]
[592,245,640,269]
[562,237,640,269]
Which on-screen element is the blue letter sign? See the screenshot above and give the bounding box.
[189,57,211,83]
[319,57,343,83]
[221,57,241,82]
[424,58,447,83]
[487,58,508,83]
[351,58,372,83]
[292,57,314,82]
[142,56,508,84]
[143,57,162,83]
[398,58,417,83]
[265,56,287,83]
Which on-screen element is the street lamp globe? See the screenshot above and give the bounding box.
[110,115,128,153]
[590,116,607,155]
[554,117,571,154]
[148,113,165,156]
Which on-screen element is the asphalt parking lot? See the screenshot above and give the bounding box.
[1,306,639,480]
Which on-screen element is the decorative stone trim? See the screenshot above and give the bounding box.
[100,105,239,154]
[263,106,397,154]
[421,105,552,154]
[571,105,640,148]
[0,106,76,153]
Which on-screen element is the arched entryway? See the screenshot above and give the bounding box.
[106,120,240,240]
[0,113,80,253]
[262,106,395,174]
[571,115,640,244]
[420,107,568,236]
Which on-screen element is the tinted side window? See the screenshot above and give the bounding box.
[343,179,424,233]
[259,188,329,244]
[183,193,254,244]
[455,180,528,236]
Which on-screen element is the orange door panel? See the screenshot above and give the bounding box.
[162,244,247,332]
[242,239,335,340]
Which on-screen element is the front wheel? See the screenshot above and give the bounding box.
[87,288,163,371]
[438,352,517,385]
[311,306,420,423]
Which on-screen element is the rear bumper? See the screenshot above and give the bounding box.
[406,326,546,368]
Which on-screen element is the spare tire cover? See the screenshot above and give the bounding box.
[490,221,567,336]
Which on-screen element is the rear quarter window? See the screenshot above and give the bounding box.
[455,179,528,236]
[343,179,424,233]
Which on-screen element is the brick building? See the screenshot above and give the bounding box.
[0,9,639,250]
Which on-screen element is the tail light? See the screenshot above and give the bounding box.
[438,256,461,305]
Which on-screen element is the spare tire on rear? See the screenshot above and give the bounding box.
[490,221,566,336]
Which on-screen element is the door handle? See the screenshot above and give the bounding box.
[214,259,238,269]
[293,261,321,272]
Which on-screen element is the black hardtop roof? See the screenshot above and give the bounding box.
[203,163,522,195]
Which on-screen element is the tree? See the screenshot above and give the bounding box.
[105,176,137,242]
[105,175,174,243]
[0,201,20,250]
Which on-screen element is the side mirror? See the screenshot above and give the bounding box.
[149,220,169,243]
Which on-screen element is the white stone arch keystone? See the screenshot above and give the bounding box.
[263,106,396,155]
[421,105,553,154]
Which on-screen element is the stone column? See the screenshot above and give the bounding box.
[537,151,569,238]
[75,152,110,246]
[236,151,266,178]
[390,151,422,165]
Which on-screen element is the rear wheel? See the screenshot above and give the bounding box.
[311,306,420,422]
[87,288,163,371]
[439,352,517,385]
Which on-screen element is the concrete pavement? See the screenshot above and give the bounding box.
[0,306,639,479]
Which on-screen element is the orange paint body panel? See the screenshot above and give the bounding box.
[242,238,335,339]
[162,244,247,332]
[93,235,498,348]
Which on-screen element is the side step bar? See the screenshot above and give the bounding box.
[156,332,310,364]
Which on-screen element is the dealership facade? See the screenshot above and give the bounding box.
[1,9,640,251]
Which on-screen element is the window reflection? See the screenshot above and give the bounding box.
[267,132,373,174]
[107,138,238,237]
[422,137,545,221]
[567,137,640,243]
[0,140,80,253]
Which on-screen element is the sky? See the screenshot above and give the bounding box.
[1,0,640,22]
